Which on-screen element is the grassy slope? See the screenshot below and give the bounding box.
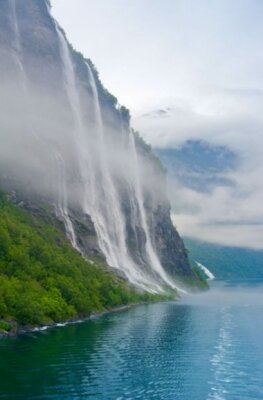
[0,192,173,331]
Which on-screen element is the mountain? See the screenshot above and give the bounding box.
[185,238,263,280]
[155,139,237,193]
[154,136,263,281]
[0,0,203,330]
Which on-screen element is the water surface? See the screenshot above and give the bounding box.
[1,282,263,399]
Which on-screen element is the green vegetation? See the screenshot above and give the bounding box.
[0,320,11,332]
[0,192,174,329]
[133,130,167,174]
[173,269,208,291]
[119,105,131,123]
[190,264,209,289]
[185,237,263,280]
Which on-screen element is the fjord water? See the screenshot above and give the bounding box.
[1,282,263,400]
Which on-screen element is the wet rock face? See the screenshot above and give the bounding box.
[153,205,195,278]
[69,210,103,259]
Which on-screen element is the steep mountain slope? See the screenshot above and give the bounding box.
[155,140,237,193]
[155,141,263,281]
[0,0,200,303]
[185,238,263,280]
[0,192,171,333]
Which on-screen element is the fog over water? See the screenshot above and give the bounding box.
[181,282,263,307]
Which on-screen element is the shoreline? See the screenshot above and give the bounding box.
[0,301,160,339]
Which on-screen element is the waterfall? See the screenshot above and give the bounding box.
[53,22,181,292]
[85,63,138,279]
[9,0,27,92]
[1,2,192,294]
[55,25,155,290]
[128,131,185,293]
[8,0,47,150]
[85,62,164,291]
[51,24,85,252]
[196,261,215,281]
[55,152,79,250]
[9,0,22,60]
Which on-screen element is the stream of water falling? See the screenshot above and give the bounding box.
[128,130,184,292]
[54,24,170,291]
[84,62,165,290]
[9,0,26,83]
[55,25,153,289]
[9,9,179,292]
[54,152,79,249]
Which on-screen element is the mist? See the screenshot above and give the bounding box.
[181,283,263,307]
[134,93,263,250]
[0,0,183,293]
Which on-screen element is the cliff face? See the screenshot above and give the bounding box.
[0,0,197,290]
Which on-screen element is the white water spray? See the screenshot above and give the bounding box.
[9,0,28,93]
[54,152,79,250]
[55,25,158,290]
[129,131,186,293]
[41,21,182,293]
[196,261,215,281]
[85,61,164,290]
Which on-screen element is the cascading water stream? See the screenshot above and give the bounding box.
[128,131,186,293]
[9,2,75,246]
[85,63,142,281]
[54,152,79,250]
[55,23,120,269]
[51,21,180,293]
[2,2,191,295]
[52,24,87,253]
[85,62,170,292]
[55,25,154,289]
[9,0,25,80]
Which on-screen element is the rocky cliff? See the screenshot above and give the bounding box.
[0,0,198,291]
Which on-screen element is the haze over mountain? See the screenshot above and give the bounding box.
[0,0,201,298]
[52,0,263,250]
[135,105,263,250]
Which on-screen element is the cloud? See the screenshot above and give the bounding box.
[133,88,263,249]
[51,0,263,250]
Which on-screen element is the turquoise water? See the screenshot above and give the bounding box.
[1,282,263,399]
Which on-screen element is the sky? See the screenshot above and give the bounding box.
[52,0,263,249]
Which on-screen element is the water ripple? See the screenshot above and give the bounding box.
[1,289,263,399]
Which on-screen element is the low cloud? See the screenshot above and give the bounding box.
[133,88,263,249]
[181,284,263,306]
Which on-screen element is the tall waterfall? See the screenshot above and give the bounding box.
[52,22,186,292]
[55,152,79,250]
[6,3,180,291]
[0,1,195,294]
[9,0,23,75]
[55,25,162,291]
[54,25,87,253]
[128,131,185,292]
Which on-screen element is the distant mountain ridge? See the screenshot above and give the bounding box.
[185,238,263,280]
[155,139,237,193]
